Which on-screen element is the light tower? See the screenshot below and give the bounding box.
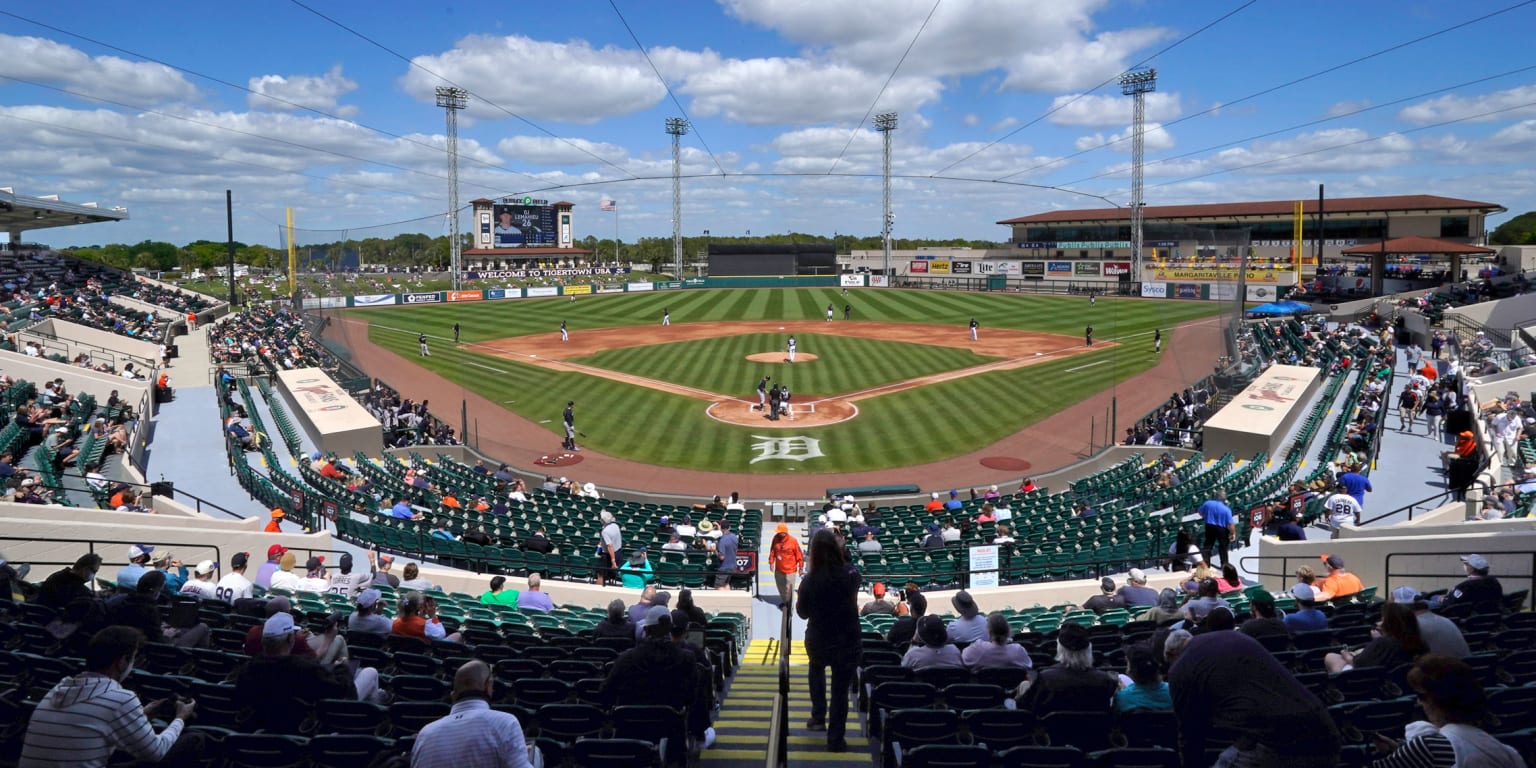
[1119,68,1156,282]
[435,86,469,290]
[874,112,898,280]
[665,117,689,279]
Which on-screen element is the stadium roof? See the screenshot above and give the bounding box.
[0,188,128,233]
[997,194,1505,225]
[1340,236,1496,256]
[463,247,591,256]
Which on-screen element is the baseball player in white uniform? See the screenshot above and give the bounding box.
[787,336,797,363]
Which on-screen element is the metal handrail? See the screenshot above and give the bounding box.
[1356,459,1501,526]
[58,470,249,520]
[0,534,220,578]
[773,581,792,768]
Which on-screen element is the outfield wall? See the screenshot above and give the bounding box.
[1201,364,1321,459]
[276,367,383,458]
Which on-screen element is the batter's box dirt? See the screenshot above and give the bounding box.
[706,398,857,428]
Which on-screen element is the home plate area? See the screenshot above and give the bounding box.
[705,398,857,428]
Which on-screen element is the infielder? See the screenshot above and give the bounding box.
[1085,325,1094,346]
[418,332,430,357]
[1154,329,1162,353]
[563,401,578,451]
[560,320,569,342]
[452,322,460,343]
[826,304,834,322]
[756,376,770,411]
[662,308,670,326]
[969,318,979,341]
[787,335,797,363]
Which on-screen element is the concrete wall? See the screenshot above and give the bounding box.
[0,349,150,405]
[1444,291,1536,332]
[133,274,230,319]
[22,318,160,365]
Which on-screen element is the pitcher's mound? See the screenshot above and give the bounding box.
[745,352,819,364]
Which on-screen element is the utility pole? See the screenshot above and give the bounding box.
[875,112,898,282]
[1119,69,1157,284]
[666,117,689,280]
[435,86,468,291]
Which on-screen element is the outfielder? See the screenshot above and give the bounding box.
[1154,328,1162,353]
[826,304,834,322]
[662,308,670,326]
[787,335,797,363]
[969,318,978,341]
[418,332,430,357]
[560,320,568,342]
[452,322,460,343]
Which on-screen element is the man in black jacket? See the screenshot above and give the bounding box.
[602,608,701,760]
[37,553,102,610]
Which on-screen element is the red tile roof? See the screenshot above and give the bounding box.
[1339,236,1495,255]
[997,194,1504,225]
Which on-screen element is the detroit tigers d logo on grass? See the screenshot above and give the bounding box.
[749,435,826,464]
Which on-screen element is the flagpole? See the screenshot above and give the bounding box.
[613,204,619,266]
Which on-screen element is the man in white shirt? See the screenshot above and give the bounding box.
[293,557,331,594]
[214,552,254,604]
[1320,484,1363,533]
[179,561,220,600]
[940,520,961,543]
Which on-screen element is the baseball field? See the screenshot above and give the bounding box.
[343,288,1225,474]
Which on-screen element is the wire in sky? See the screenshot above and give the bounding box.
[607,0,727,177]
[993,0,1536,181]
[825,0,943,175]
[288,0,640,181]
[931,0,1260,177]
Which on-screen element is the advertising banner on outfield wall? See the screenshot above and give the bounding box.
[1020,262,1045,279]
[525,286,559,298]
[350,294,398,307]
[870,275,890,287]
[485,288,522,300]
[597,285,625,294]
[840,274,864,287]
[1046,261,1073,276]
[1209,283,1239,301]
[929,260,951,274]
[1074,262,1101,276]
[626,282,654,292]
[1246,285,1280,302]
[1140,283,1168,298]
[1102,262,1132,277]
[910,261,929,273]
[654,281,682,290]
[1149,266,1281,283]
[403,292,442,304]
[562,285,592,296]
[447,290,483,302]
[1175,283,1204,300]
[952,261,972,274]
[465,267,630,280]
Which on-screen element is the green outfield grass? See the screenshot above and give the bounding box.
[350,288,1225,473]
[572,333,997,397]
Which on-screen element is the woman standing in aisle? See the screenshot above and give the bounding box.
[796,528,861,752]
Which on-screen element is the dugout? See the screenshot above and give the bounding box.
[709,243,836,276]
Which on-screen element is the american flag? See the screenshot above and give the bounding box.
[600,199,616,212]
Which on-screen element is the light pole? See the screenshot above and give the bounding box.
[874,112,898,282]
[1119,69,1156,285]
[434,86,468,291]
[665,117,689,280]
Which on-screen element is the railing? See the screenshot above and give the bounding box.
[59,470,249,520]
[0,534,221,581]
[16,324,156,371]
[1384,549,1535,611]
[768,585,792,768]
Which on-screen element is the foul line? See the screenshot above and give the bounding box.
[1066,359,1113,373]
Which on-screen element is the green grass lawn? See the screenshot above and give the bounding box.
[352,288,1225,473]
[571,332,997,397]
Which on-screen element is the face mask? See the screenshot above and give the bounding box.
[119,658,135,682]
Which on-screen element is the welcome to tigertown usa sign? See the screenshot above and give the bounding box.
[466,268,632,279]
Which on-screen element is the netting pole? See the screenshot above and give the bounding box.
[285,208,296,300]
[225,190,236,306]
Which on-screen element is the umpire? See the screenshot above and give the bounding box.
[563,401,578,451]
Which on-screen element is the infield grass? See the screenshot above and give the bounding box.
[350,288,1224,473]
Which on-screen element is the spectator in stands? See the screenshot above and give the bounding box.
[940,519,961,543]
[386,497,420,520]
[479,575,519,607]
[1339,466,1373,507]
[1285,584,1330,633]
[796,528,862,752]
[519,574,554,612]
[924,492,944,512]
[430,518,457,541]
[1170,629,1340,768]
[675,589,708,629]
[267,552,301,592]
[1181,579,1231,624]
[521,526,554,554]
[114,544,154,591]
[263,509,285,533]
[1083,577,1120,613]
[593,599,635,642]
[596,510,623,588]
[412,659,538,768]
[398,562,436,591]
[1215,563,1244,593]
[105,570,208,648]
[1390,588,1470,658]
[919,522,945,550]
[19,626,200,767]
[1117,569,1159,608]
[628,585,665,624]
[1435,553,1503,609]
[1327,601,1429,673]
[620,550,655,589]
[856,529,882,554]
[254,544,286,589]
[713,520,739,590]
[1240,591,1290,642]
[860,582,898,617]
[393,592,461,643]
[1142,588,1183,626]
[902,615,964,670]
[234,613,378,733]
[1016,622,1116,715]
[1169,528,1201,571]
[1314,554,1364,600]
[325,552,373,599]
[37,553,102,610]
[961,612,1032,671]
[602,606,702,753]
[885,583,927,648]
[370,555,399,588]
[1320,483,1363,535]
[1198,489,1236,568]
[293,557,330,594]
[1115,643,1171,712]
[946,591,988,643]
[1371,655,1523,768]
[347,589,391,635]
[178,560,219,600]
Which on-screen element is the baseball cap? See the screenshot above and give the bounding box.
[305,556,325,571]
[1057,622,1091,652]
[1391,586,1421,604]
[1461,554,1490,571]
[128,544,154,559]
[652,591,671,608]
[776,523,788,534]
[379,554,394,565]
[1101,577,1116,593]
[20,478,36,487]
[1292,584,1318,602]
[194,560,218,576]
[1128,568,1147,583]
[872,582,886,598]
[917,615,947,647]
[1250,590,1276,607]
[339,553,353,570]
[1322,554,1344,569]
[262,612,298,638]
[270,509,285,519]
[641,604,672,630]
[267,544,288,558]
[356,589,381,608]
[231,552,250,569]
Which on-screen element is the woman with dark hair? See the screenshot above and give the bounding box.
[1371,655,1522,768]
[1327,602,1428,673]
[675,589,708,629]
[795,528,862,752]
[1215,563,1244,593]
[1169,528,1199,571]
[592,598,635,643]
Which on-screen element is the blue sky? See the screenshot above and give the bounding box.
[3,0,1535,249]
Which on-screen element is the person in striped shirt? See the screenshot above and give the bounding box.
[1370,655,1521,768]
[19,626,199,768]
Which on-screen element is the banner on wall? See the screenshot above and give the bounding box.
[840,274,864,287]
[951,261,972,274]
[870,275,890,287]
[1175,283,1203,299]
[910,261,929,273]
[402,292,441,304]
[525,286,559,297]
[1102,262,1132,277]
[1074,262,1100,276]
[465,267,630,280]
[1209,283,1239,301]
[447,290,482,302]
[626,282,654,292]
[929,260,951,274]
[654,281,682,290]
[1150,266,1282,283]
[1140,282,1168,298]
[975,260,1019,275]
[1020,262,1045,278]
[351,294,397,307]
[485,288,522,300]
[1046,261,1073,276]
[1245,285,1280,302]
[562,284,592,296]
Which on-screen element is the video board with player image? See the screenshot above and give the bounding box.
[492,202,557,247]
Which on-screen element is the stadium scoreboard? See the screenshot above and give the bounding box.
[491,197,558,247]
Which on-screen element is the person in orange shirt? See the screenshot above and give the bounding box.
[186,311,198,331]
[1314,554,1364,601]
[441,494,461,509]
[264,509,284,533]
[768,523,804,604]
[923,492,945,513]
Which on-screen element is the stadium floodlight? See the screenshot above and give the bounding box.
[874,112,898,281]
[435,86,469,290]
[665,118,690,280]
[1118,69,1157,282]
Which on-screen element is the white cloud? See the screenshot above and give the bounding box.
[0,34,197,104]
[991,117,1019,132]
[1325,99,1372,118]
[495,136,630,166]
[963,113,980,127]
[1073,122,1175,153]
[1210,128,1414,175]
[681,58,942,124]
[1047,92,1182,127]
[1398,83,1536,124]
[248,65,359,117]
[1486,119,1536,151]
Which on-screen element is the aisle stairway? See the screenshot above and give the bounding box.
[702,639,873,766]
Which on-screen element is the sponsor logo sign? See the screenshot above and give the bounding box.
[1046,261,1073,276]
[929,260,951,274]
[1209,283,1239,300]
[1150,266,1280,283]
[1175,283,1202,299]
[910,261,929,273]
[1020,262,1045,278]
[447,290,482,302]
[655,281,682,290]
[351,293,397,307]
[951,261,972,274]
[1019,240,1132,249]
[301,297,345,309]
[1074,262,1101,276]
[1146,240,1180,249]
[485,288,522,300]
[684,278,707,286]
[1246,285,1277,301]
[1102,261,1132,277]
[290,377,353,413]
[839,274,864,287]
[869,275,890,287]
[1140,282,1168,298]
[525,286,559,297]
[466,267,631,280]
[626,282,654,292]
[403,292,441,304]
[562,284,592,296]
